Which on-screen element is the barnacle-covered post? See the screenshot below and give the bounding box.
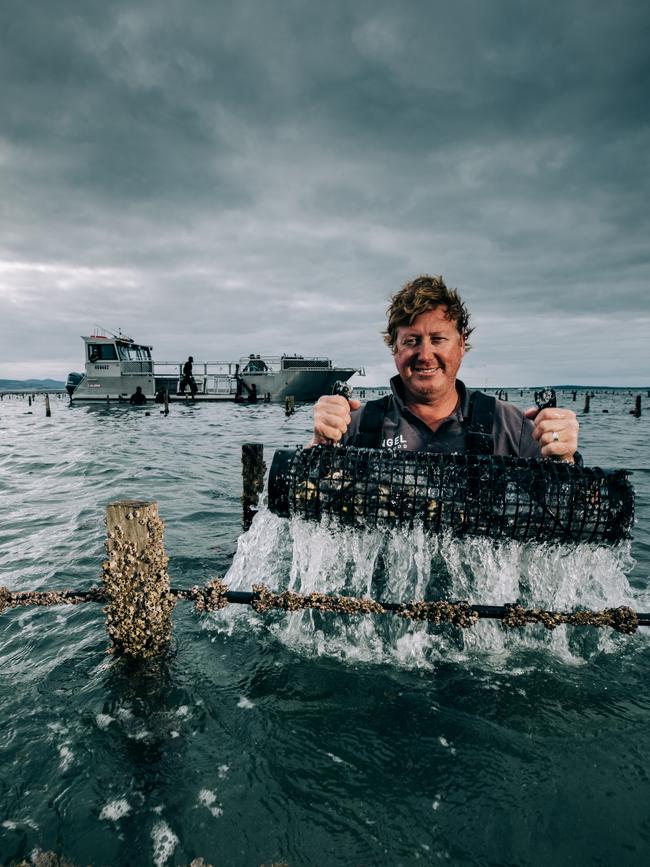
[45,394,51,417]
[103,499,174,658]
[242,443,265,530]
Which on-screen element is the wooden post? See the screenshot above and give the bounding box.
[164,388,169,416]
[102,500,173,658]
[583,394,590,413]
[285,395,295,416]
[28,395,32,407]
[630,395,641,418]
[242,443,265,530]
[572,390,577,401]
[45,395,51,417]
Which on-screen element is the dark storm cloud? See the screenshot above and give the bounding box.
[0,0,648,383]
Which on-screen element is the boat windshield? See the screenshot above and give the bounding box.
[117,344,151,361]
[87,342,118,362]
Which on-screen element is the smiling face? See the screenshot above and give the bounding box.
[393,306,465,405]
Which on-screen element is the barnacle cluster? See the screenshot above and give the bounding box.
[181,578,230,612]
[501,603,638,634]
[0,586,105,614]
[251,583,384,616]
[398,600,479,628]
[102,506,174,658]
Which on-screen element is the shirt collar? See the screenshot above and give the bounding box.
[390,375,469,421]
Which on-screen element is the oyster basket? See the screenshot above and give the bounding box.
[268,446,634,545]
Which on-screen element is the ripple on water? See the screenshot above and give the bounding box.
[0,397,648,865]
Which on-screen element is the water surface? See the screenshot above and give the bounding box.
[0,391,648,866]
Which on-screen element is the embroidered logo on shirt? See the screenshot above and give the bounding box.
[382,434,407,449]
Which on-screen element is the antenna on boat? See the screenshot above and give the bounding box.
[93,325,134,342]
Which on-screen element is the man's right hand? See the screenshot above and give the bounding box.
[308,395,361,446]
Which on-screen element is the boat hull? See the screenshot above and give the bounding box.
[239,368,355,402]
[69,372,156,402]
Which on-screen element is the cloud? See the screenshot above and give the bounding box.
[0,0,648,384]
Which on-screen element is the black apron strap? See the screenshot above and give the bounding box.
[351,395,392,448]
[465,391,496,455]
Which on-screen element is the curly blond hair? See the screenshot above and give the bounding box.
[383,274,473,351]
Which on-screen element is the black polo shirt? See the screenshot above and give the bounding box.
[342,377,541,458]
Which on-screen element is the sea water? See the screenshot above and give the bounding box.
[0,391,649,865]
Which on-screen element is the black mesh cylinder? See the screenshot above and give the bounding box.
[267,446,634,545]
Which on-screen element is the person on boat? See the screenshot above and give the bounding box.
[179,356,198,397]
[129,386,147,405]
[309,275,579,459]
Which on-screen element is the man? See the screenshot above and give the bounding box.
[129,385,147,405]
[179,356,198,397]
[311,275,579,459]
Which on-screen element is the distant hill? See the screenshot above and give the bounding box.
[0,378,65,391]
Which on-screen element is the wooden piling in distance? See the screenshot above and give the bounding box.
[164,388,169,416]
[28,395,32,407]
[285,395,295,416]
[630,395,641,418]
[45,395,51,417]
[583,394,591,413]
[102,500,173,658]
[242,443,266,530]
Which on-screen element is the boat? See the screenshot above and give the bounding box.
[66,332,363,403]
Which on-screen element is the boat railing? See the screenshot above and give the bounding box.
[154,361,240,377]
[239,355,353,373]
[153,361,240,396]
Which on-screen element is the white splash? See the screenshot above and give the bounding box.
[215,507,639,668]
[237,696,254,709]
[96,714,114,729]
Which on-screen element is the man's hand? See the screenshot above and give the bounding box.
[524,406,579,461]
[308,395,362,446]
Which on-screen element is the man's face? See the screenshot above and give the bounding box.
[393,306,465,404]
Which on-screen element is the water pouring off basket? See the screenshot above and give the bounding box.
[268,446,634,545]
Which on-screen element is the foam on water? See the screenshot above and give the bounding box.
[218,507,640,667]
[151,820,179,867]
[99,799,131,821]
[198,789,223,818]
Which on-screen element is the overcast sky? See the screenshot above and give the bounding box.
[1,0,648,386]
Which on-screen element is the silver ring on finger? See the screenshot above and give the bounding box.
[551,431,560,442]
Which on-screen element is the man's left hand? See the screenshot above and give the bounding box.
[524,406,580,462]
